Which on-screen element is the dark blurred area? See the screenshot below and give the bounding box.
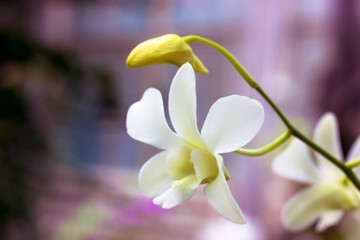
[0,0,360,240]
[1,1,118,239]
[318,0,360,153]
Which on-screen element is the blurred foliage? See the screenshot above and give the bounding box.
[0,32,34,64]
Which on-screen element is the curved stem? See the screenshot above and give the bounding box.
[183,35,258,88]
[235,130,291,156]
[293,129,360,189]
[184,35,360,191]
[346,157,360,169]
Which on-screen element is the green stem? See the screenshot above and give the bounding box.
[184,35,360,191]
[183,35,258,88]
[293,129,360,189]
[346,158,360,169]
[235,130,291,156]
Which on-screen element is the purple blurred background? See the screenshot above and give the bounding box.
[1,0,360,239]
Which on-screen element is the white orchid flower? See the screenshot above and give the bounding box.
[126,63,264,224]
[273,113,360,232]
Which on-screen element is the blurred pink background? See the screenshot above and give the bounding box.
[1,0,360,239]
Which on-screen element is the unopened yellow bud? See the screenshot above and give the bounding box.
[126,34,208,74]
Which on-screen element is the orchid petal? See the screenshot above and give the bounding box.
[127,88,181,149]
[273,139,319,184]
[315,210,344,232]
[313,113,344,178]
[165,147,194,180]
[201,95,264,154]
[347,136,360,162]
[282,184,352,232]
[153,175,198,209]
[191,149,218,184]
[347,136,360,178]
[138,151,173,198]
[204,155,246,224]
[169,63,203,146]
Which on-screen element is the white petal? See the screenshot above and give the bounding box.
[126,88,181,149]
[153,175,198,209]
[168,63,203,146]
[282,183,350,232]
[201,95,264,154]
[313,113,344,178]
[138,151,173,198]
[204,155,246,224]
[347,136,360,162]
[315,210,343,232]
[347,136,360,178]
[273,139,319,184]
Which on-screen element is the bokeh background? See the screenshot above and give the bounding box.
[1,0,360,239]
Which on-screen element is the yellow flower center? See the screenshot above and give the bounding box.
[165,147,221,184]
[165,147,194,180]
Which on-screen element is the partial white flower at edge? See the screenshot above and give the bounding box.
[126,62,264,224]
[273,113,360,232]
